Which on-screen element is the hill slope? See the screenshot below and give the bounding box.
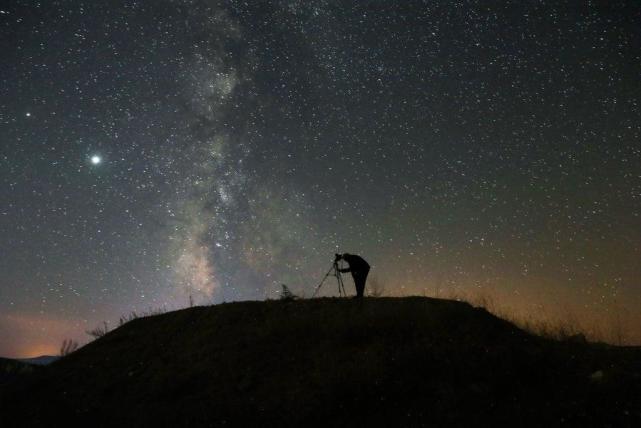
[0,358,37,387]
[1,297,640,427]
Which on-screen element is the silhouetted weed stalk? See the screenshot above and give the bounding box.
[60,339,78,356]
[85,307,168,341]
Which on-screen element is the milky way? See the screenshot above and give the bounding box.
[1,1,640,356]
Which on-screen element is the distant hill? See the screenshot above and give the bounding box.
[1,297,640,427]
[17,355,59,366]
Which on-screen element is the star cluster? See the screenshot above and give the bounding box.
[1,1,640,356]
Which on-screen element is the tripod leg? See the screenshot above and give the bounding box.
[336,269,346,297]
[313,264,337,298]
[333,261,344,297]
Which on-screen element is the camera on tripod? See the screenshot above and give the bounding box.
[312,254,347,298]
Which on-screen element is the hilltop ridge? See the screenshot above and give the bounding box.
[1,297,640,427]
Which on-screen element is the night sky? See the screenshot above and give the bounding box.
[1,1,640,357]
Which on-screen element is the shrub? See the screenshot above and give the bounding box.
[279,284,298,301]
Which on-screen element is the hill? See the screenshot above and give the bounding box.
[0,357,37,387]
[1,297,640,427]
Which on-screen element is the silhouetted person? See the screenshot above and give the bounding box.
[335,253,370,298]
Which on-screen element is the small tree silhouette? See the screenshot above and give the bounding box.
[60,339,78,356]
[280,284,298,301]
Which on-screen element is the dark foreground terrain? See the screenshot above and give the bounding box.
[1,297,640,427]
[0,358,35,387]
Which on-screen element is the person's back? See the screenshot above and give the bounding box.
[342,254,370,272]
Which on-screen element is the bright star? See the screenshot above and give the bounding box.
[90,155,102,165]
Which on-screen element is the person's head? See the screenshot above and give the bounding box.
[342,252,351,259]
[334,253,342,261]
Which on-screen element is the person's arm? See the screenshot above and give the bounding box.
[338,267,351,273]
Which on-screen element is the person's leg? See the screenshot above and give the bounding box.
[356,269,369,297]
[354,272,365,297]
[362,268,370,295]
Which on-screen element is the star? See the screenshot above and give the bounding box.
[90,155,102,165]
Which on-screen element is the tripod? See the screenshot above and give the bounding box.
[312,259,347,298]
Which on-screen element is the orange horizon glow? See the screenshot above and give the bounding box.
[2,283,639,359]
[0,312,87,359]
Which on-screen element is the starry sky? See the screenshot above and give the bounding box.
[1,1,640,357]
